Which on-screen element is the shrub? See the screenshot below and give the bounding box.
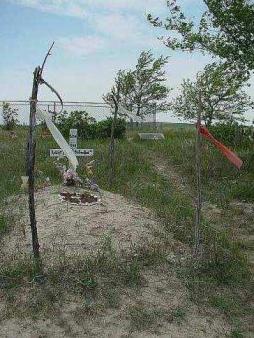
[95,117,126,139]
[209,122,254,149]
[2,102,19,130]
[56,110,126,140]
[56,110,96,139]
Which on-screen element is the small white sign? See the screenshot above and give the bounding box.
[50,149,94,157]
[50,149,65,157]
[75,149,94,157]
[69,136,77,149]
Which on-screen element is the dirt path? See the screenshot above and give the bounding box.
[152,154,254,269]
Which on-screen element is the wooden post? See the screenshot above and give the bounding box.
[194,91,203,259]
[153,104,157,132]
[53,101,56,122]
[109,96,118,187]
[28,66,41,270]
[26,42,55,273]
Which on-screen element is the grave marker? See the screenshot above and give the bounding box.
[50,129,94,158]
[138,133,165,140]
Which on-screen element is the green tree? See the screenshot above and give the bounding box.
[148,0,254,71]
[105,51,170,116]
[129,51,170,116]
[172,62,252,126]
[2,102,19,130]
[103,70,133,109]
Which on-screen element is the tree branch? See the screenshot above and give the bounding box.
[39,41,55,78]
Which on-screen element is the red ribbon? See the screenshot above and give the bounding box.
[198,125,243,169]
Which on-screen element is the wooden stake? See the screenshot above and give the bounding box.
[26,42,56,273]
[28,66,41,270]
[194,91,203,259]
[109,96,118,187]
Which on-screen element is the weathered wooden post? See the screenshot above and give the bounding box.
[194,90,203,259]
[27,42,56,272]
[109,96,119,187]
[28,66,41,268]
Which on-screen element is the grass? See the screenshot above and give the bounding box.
[128,304,164,331]
[0,125,253,335]
[0,237,166,320]
[0,215,8,235]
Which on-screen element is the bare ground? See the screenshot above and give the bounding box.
[0,186,234,337]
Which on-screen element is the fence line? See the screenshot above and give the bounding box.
[0,100,162,130]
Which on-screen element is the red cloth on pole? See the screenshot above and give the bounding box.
[198,125,243,169]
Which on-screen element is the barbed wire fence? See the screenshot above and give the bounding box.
[0,100,163,131]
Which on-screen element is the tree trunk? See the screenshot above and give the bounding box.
[137,104,141,117]
[28,66,41,271]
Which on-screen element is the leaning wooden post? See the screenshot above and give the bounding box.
[28,66,41,270]
[27,42,56,272]
[109,96,119,187]
[194,90,203,259]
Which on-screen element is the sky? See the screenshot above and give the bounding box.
[0,0,253,123]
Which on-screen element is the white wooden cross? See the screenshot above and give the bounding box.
[50,129,94,158]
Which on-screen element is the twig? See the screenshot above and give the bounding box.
[40,78,63,113]
[39,41,55,78]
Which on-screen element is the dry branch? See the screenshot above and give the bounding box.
[27,42,61,273]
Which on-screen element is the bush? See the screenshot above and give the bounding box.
[56,110,126,140]
[2,102,19,130]
[56,110,96,139]
[209,122,254,149]
[95,117,126,139]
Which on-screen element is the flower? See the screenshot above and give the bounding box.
[63,169,82,186]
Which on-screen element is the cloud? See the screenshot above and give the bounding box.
[92,13,140,40]
[58,36,106,57]
[9,0,86,17]
[9,0,165,16]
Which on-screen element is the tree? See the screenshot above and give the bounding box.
[2,102,19,130]
[103,71,127,186]
[129,51,170,116]
[148,0,254,71]
[104,51,170,117]
[172,62,252,126]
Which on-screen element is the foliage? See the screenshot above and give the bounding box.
[104,51,170,116]
[103,70,131,109]
[209,122,254,148]
[2,102,19,130]
[56,110,126,140]
[172,62,252,126]
[148,0,254,70]
[56,110,96,139]
[94,117,126,139]
[127,51,170,116]
[0,215,7,235]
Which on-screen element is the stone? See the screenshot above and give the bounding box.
[138,133,165,140]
